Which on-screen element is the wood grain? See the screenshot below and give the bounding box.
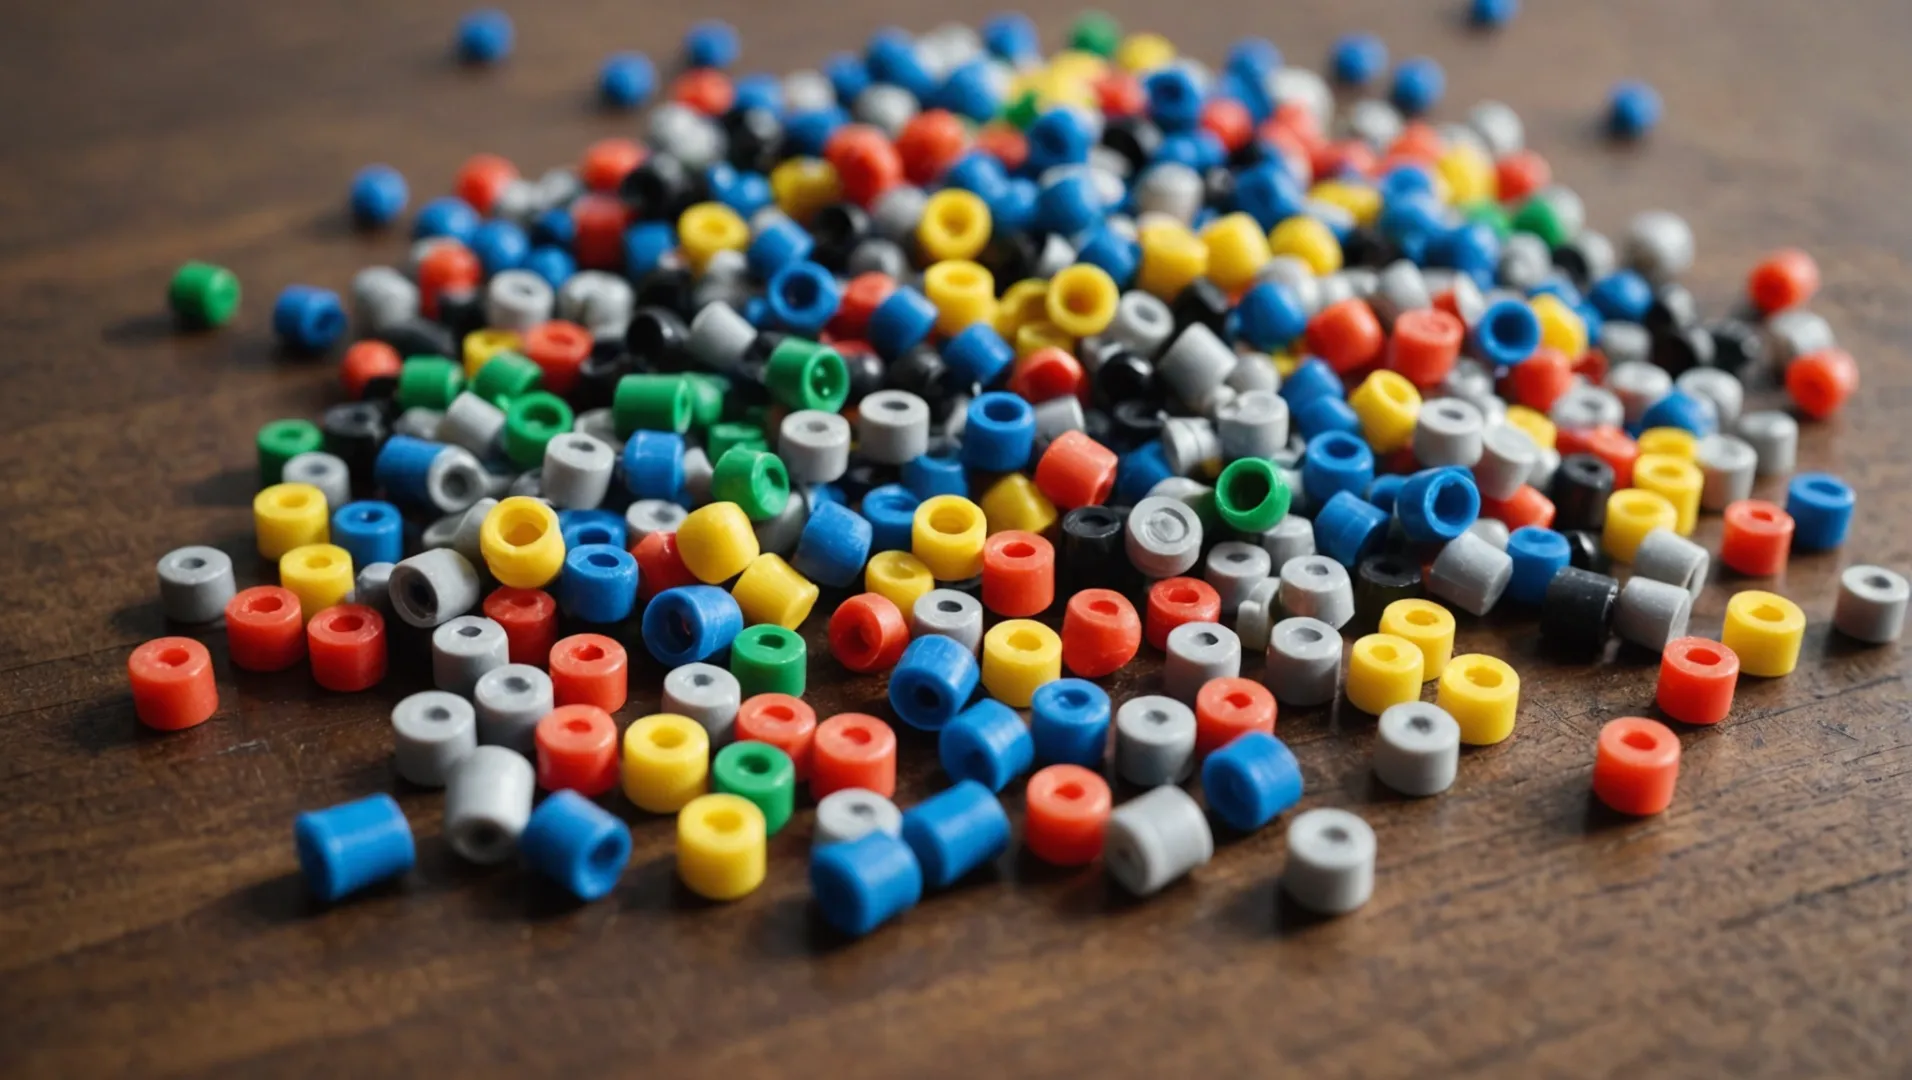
[1,0,1908,1076]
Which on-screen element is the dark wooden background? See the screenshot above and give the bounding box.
[3,0,1909,1076]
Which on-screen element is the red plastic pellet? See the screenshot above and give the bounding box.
[1269,102,1325,152]
[1656,637,1740,726]
[1786,348,1858,419]
[1479,484,1556,531]
[1305,298,1386,374]
[581,137,645,193]
[1747,248,1820,314]
[1033,430,1118,510]
[1095,72,1147,118]
[972,122,1026,171]
[483,587,559,666]
[454,153,519,216]
[535,705,620,796]
[1556,424,1638,487]
[127,637,218,731]
[981,530,1055,617]
[1061,588,1142,678]
[671,68,735,116]
[416,240,482,318]
[1388,122,1444,164]
[1199,97,1253,154]
[1312,139,1375,180]
[895,109,970,186]
[830,274,895,340]
[523,320,592,395]
[225,586,305,672]
[1008,345,1085,403]
[825,124,904,207]
[1591,717,1681,816]
[631,531,697,600]
[1193,676,1277,754]
[1022,764,1112,866]
[827,592,910,673]
[307,604,387,692]
[1506,347,1575,412]
[810,713,898,798]
[1494,150,1551,203]
[1387,308,1464,388]
[1573,347,1610,386]
[1720,499,1795,576]
[548,633,628,713]
[1146,577,1222,651]
[340,341,402,400]
[570,194,629,271]
[735,693,818,780]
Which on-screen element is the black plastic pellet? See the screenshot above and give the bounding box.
[808,203,871,273]
[883,345,956,421]
[1707,317,1768,377]
[841,345,886,405]
[626,306,692,370]
[1355,554,1424,625]
[1092,349,1156,407]
[572,348,631,412]
[722,108,785,174]
[1551,453,1615,533]
[1061,504,1138,598]
[978,232,1041,285]
[378,317,457,361]
[1100,116,1163,175]
[1170,279,1232,337]
[321,401,389,492]
[633,268,697,320]
[1201,166,1235,210]
[1540,567,1620,657]
[1651,324,1717,376]
[1561,530,1612,575]
[1643,282,1698,337]
[1341,227,1400,270]
[1108,399,1166,449]
[619,152,697,221]
[436,286,488,341]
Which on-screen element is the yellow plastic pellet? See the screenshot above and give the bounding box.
[1603,489,1679,563]
[676,202,750,274]
[1014,320,1075,360]
[1272,351,1301,378]
[769,157,841,224]
[478,496,565,588]
[912,495,989,580]
[279,543,354,621]
[978,472,1059,536]
[981,619,1063,708]
[675,502,762,584]
[1378,598,1456,681]
[922,259,998,337]
[676,793,767,901]
[461,328,522,378]
[1199,212,1273,293]
[1721,591,1806,677]
[993,278,1051,340]
[730,553,819,630]
[1268,216,1343,277]
[1632,453,1705,536]
[864,550,935,613]
[1530,293,1588,361]
[622,714,710,813]
[1347,369,1423,454]
[1435,653,1521,746]
[1047,50,1109,85]
[1044,262,1120,337]
[254,482,329,561]
[1114,31,1175,72]
[1307,180,1382,228]
[1504,405,1558,452]
[1347,633,1426,716]
[1136,218,1209,299]
[917,188,993,263]
[1636,427,1699,461]
[1436,142,1497,205]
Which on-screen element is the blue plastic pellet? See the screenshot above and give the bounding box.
[945,151,1012,200]
[782,107,849,157]
[888,634,980,731]
[294,793,415,903]
[811,830,923,937]
[824,52,871,107]
[1293,394,1364,441]
[519,789,632,901]
[1145,66,1205,132]
[1785,473,1856,552]
[622,430,686,499]
[1390,57,1446,116]
[942,324,1015,388]
[1473,298,1543,367]
[746,216,813,279]
[372,435,450,508]
[765,261,842,335]
[865,28,935,100]
[1396,468,1482,544]
[1437,221,1503,287]
[1227,37,1283,82]
[349,165,408,228]
[1377,163,1437,204]
[985,179,1039,236]
[1528,273,1584,308]
[1314,490,1392,568]
[808,483,845,508]
[1302,431,1377,507]
[559,544,640,624]
[792,501,874,588]
[938,59,1005,122]
[599,51,656,108]
[1607,80,1663,139]
[641,585,744,666]
[1024,108,1093,173]
[706,164,774,219]
[683,19,739,68]
[1030,678,1111,768]
[1233,162,1307,230]
[861,483,921,553]
[1379,191,1446,249]
[522,246,575,290]
[1637,389,1716,437]
[731,73,783,114]
[899,779,1011,889]
[1201,731,1303,832]
[273,286,347,354]
[1115,442,1175,503]
[1075,227,1140,289]
[626,221,680,277]
[939,700,1035,793]
[559,508,627,551]
[981,12,1040,64]
[456,8,514,64]
[962,392,1037,473]
[1279,357,1345,411]
[867,286,938,360]
[1329,33,1388,86]
[1589,270,1655,323]
[332,500,404,569]
[1036,171,1103,236]
[414,196,481,243]
[1237,281,1309,350]
[1367,474,1406,514]
[1505,526,1572,605]
[469,219,530,275]
[532,207,576,249]
[903,449,969,499]
[1470,0,1520,27]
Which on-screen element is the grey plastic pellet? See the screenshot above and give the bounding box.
[1426,531,1513,616]
[1695,435,1757,511]
[1271,431,1308,470]
[1127,496,1204,579]
[1342,97,1403,149]
[391,691,477,788]
[1497,233,1553,293]
[853,83,919,138]
[1227,352,1279,395]
[1550,385,1625,433]
[1164,622,1242,703]
[858,390,932,465]
[782,68,835,114]
[1313,269,1357,310]
[437,392,506,456]
[572,409,620,453]
[911,589,985,654]
[1613,576,1693,653]
[1031,395,1086,452]
[1272,67,1332,129]
[444,745,536,865]
[1466,99,1524,156]
[1150,477,1216,530]
[1609,361,1673,427]
[354,562,394,613]
[421,512,462,552]
[1104,785,1213,898]
[1411,397,1486,468]
[1235,577,1282,653]
[506,470,543,499]
[1205,542,1272,613]
[447,498,495,570]
[1259,514,1316,569]
[1765,309,1836,368]
[351,266,419,332]
[1529,449,1561,495]
[753,485,809,556]
[1676,367,1744,427]
[1265,617,1343,706]
[490,179,537,225]
[774,411,849,485]
[1188,382,1236,421]
[1738,410,1799,477]
[540,433,615,510]
[1281,808,1376,915]
[648,104,723,169]
[393,407,445,440]
[1465,517,1510,552]
[1374,702,1461,797]
[155,545,236,624]
[681,447,714,506]
[687,301,758,375]
[1632,528,1710,598]
[846,238,912,281]
[472,664,553,756]
[1561,230,1618,284]
[813,788,905,849]
[1132,162,1203,223]
[557,271,634,340]
[484,269,554,332]
[280,452,350,513]
[869,185,928,244]
[1368,259,1430,329]
[1624,210,1694,283]
[626,499,687,540]
[1216,389,1289,461]
[1438,360,1497,420]
[1161,416,1220,476]
[425,445,487,515]
[1598,320,1652,370]
[1279,556,1355,629]
[389,548,482,628]
[432,615,510,697]
[1158,323,1237,409]
[662,663,743,744]
[1114,695,1198,787]
[1259,256,1321,315]
[1473,424,1536,500]
[1834,566,1909,644]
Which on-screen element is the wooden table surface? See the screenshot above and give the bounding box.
[3,0,1909,1076]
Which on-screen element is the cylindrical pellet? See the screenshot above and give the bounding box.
[1103,785,1213,898]
[1281,808,1376,915]
[1833,566,1908,645]
[1279,555,1355,629]
[156,545,237,624]
[661,662,743,744]
[1161,417,1221,477]
[1632,528,1710,598]
[1374,702,1460,797]
[486,270,555,331]
[1697,434,1757,511]
[1265,617,1343,706]
[1426,530,1513,616]
[438,393,507,455]
[431,615,510,696]
[858,390,933,465]
[1613,576,1694,653]
[1235,578,1282,653]
[391,691,478,787]
[1126,496,1204,578]
[1159,324,1237,409]
[1204,542,1272,613]
[1677,367,1744,427]
[911,588,986,654]
[1163,622,1242,703]
[1216,390,1289,461]
[1608,362,1672,427]
[1738,411,1798,477]
[626,499,688,540]
[779,410,852,485]
[1473,424,1536,500]
[388,549,483,628]
[540,433,616,510]
[1259,514,1316,568]
[473,663,555,756]
[444,745,536,865]
[1113,695,1198,787]
[354,562,394,612]
[282,452,352,513]
[813,788,905,848]
[1411,397,1485,468]
[752,488,810,557]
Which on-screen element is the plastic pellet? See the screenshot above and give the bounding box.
[1202,731,1302,833]
[1540,566,1619,658]
[980,618,1062,708]
[939,699,1035,793]
[1265,617,1344,706]
[710,741,797,836]
[1260,513,1317,568]
[1346,633,1424,716]
[531,704,619,797]
[1722,591,1806,677]
[1126,495,1204,578]
[1785,473,1856,552]
[1235,578,1282,654]
[1833,566,1908,644]
[1654,636,1739,726]
[1104,785,1213,897]
[675,793,766,901]
[901,779,1011,890]
[1426,530,1513,616]
[1374,702,1461,796]
[549,633,629,713]
[444,745,536,864]
[889,633,980,731]
[1436,653,1520,745]
[388,548,482,629]
[468,663,552,756]
[1613,576,1694,653]
[1603,488,1678,564]
[1737,410,1798,477]
[1281,808,1375,915]
[155,546,236,625]
[1114,694,1199,787]
[1696,434,1757,512]
[1632,527,1711,600]
[641,584,743,665]
[1204,541,1272,614]
[126,637,219,732]
[1278,555,1356,629]
[1164,622,1243,703]
[813,787,905,849]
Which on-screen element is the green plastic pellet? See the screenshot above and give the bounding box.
[168,261,241,328]
[1068,10,1120,56]
[1512,197,1571,248]
[710,446,791,521]
[1002,88,1042,131]
[470,351,543,406]
[1459,199,1513,241]
[395,356,465,411]
[257,418,324,487]
[729,623,807,699]
[706,421,768,461]
[502,391,575,468]
[613,374,692,436]
[763,337,851,412]
[1213,457,1292,533]
[682,373,728,430]
[710,740,796,836]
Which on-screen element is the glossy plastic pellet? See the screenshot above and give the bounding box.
[1540,566,1619,657]
[811,828,922,935]
[444,745,535,865]
[1033,430,1119,510]
[730,623,807,698]
[676,794,766,901]
[1104,785,1212,897]
[1113,694,1198,787]
[1279,555,1356,630]
[1263,616,1342,707]
[938,699,1034,793]
[1738,410,1799,477]
[1786,473,1856,552]
[616,713,709,814]
[708,740,797,836]
[653,665,741,748]
[803,712,895,801]
[1410,397,1485,468]
[900,779,1011,891]
[1592,717,1680,816]
[1373,702,1461,796]
[1603,489,1678,564]
[1212,457,1292,535]
[1202,731,1303,833]
[1126,496,1204,579]
[1718,501,1793,577]
[1017,764,1110,867]
[1281,808,1375,915]
[294,794,415,903]
[979,531,1054,618]
[1436,654,1521,745]
[155,546,236,625]
[278,543,353,624]
[1696,434,1757,511]
[385,548,481,630]
[254,483,329,562]
[675,502,761,584]
[1160,620,1239,701]
[778,410,852,485]
[1378,598,1455,681]
[1833,566,1908,644]
[1397,467,1481,545]
[813,788,905,849]
[127,637,219,731]
[1426,530,1513,616]
[1342,633,1421,716]
[302,603,383,692]
[1504,526,1570,605]
[1613,577,1694,654]
[1633,453,1703,536]
[1653,637,1739,726]
[1721,591,1806,677]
